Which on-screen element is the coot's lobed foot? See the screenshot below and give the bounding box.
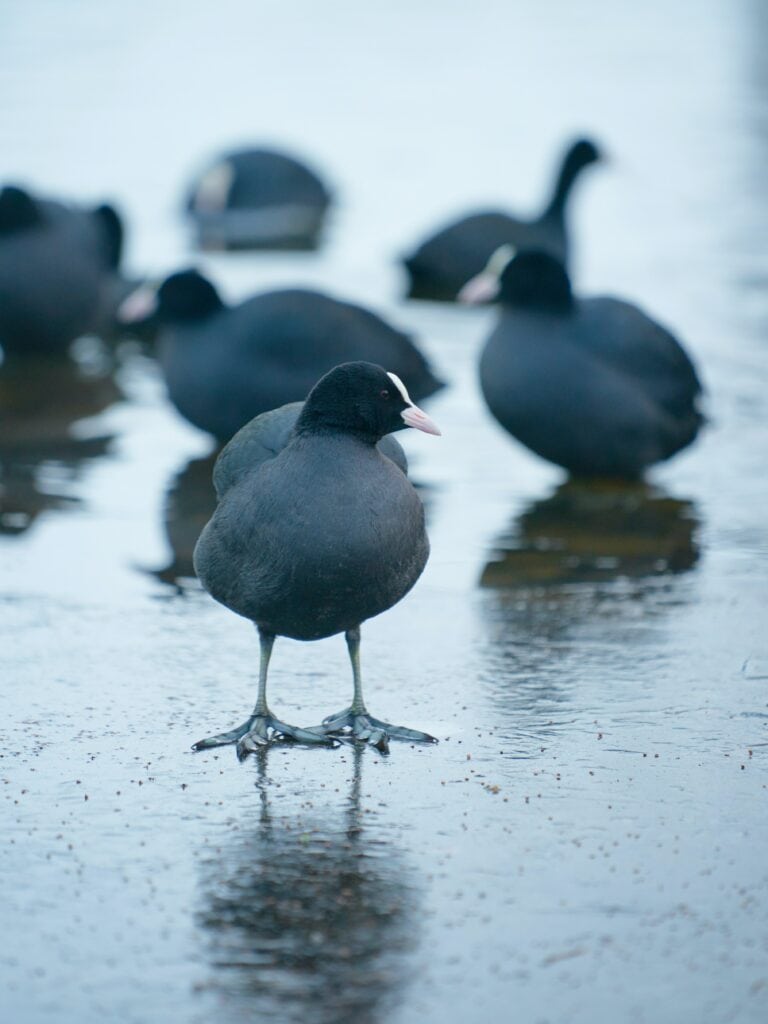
[309,708,438,754]
[192,713,337,756]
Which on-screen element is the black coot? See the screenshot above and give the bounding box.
[463,249,704,478]
[0,185,126,355]
[127,270,443,443]
[192,361,441,757]
[185,147,332,250]
[403,138,601,302]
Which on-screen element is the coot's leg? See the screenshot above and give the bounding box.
[192,628,336,757]
[307,627,438,753]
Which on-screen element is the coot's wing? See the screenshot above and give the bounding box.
[404,211,525,298]
[213,403,303,498]
[579,298,703,417]
[187,150,331,212]
[378,434,409,475]
[227,150,331,208]
[213,401,407,499]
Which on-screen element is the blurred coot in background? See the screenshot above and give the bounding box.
[0,184,129,356]
[402,137,602,302]
[184,146,332,251]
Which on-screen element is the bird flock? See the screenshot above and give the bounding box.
[0,138,704,757]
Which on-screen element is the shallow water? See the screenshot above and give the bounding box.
[2,1,768,1022]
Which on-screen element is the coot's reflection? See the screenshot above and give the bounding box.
[0,355,121,535]
[477,481,702,733]
[197,747,418,1024]
[481,479,700,589]
[150,453,217,590]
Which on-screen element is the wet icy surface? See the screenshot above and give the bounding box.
[2,1,768,1022]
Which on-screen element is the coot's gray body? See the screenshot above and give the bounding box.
[481,298,702,477]
[195,428,425,641]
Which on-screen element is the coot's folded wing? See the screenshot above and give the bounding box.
[580,298,703,418]
[213,401,407,500]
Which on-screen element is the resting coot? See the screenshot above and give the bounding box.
[129,269,443,443]
[462,249,704,479]
[403,137,601,302]
[192,361,441,757]
[185,147,332,250]
[0,185,125,354]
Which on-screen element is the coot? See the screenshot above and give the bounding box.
[127,269,443,443]
[403,137,601,301]
[0,185,125,354]
[185,147,332,250]
[192,362,441,757]
[462,249,704,478]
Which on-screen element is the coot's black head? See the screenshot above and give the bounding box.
[296,361,441,442]
[460,247,573,312]
[156,269,225,324]
[499,250,573,312]
[0,186,41,235]
[564,137,601,172]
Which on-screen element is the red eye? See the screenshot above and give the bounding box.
[380,389,390,399]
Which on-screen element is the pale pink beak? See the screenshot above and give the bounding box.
[401,404,441,436]
[457,270,501,305]
[117,282,159,324]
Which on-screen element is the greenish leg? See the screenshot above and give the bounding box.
[306,626,438,753]
[192,627,337,758]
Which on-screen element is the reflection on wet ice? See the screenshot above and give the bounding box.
[481,479,700,588]
[475,480,703,737]
[0,354,121,535]
[149,453,218,590]
[196,747,418,1023]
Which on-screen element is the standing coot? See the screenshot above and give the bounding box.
[0,185,126,355]
[402,137,601,302]
[185,147,332,250]
[462,249,704,478]
[125,269,443,443]
[192,361,441,757]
